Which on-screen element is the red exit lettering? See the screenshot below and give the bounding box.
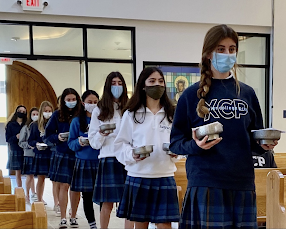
[1,58,11,62]
[26,0,39,7]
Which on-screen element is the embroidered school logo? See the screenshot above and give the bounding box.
[159,124,171,131]
[204,99,248,121]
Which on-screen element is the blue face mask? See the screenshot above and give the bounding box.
[211,52,237,73]
[111,85,123,99]
[65,101,77,109]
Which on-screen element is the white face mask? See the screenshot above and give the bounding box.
[84,103,97,114]
[43,112,52,119]
[31,115,39,122]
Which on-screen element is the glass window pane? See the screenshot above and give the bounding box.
[19,60,82,96]
[237,36,266,65]
[88,63,133,97]
[87,29,132,60]
[0,24,30,54]
[237,67,266,124]
[33,26,83,56]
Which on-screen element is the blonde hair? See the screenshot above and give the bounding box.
[38,101,54,134]
[196,24,240,118]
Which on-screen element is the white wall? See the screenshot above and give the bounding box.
[0,0,271,26]
[272,0,286,152]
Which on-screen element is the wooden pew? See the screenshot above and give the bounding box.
[254,168,286,223]
[174,158,187,211]
[0,169,11,194]
[274,153,286,168]
[266,169,286,228]
[0,202,47,229]
[0,187,25,212]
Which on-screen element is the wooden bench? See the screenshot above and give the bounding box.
[174,158,187,211]
[266,169,286,228]
[0,170,11,194]
[0,187,25,212]
[0,202,47,228]
[274,153,286,167]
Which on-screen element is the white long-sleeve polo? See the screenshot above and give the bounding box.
[88,103,122,159]
[114,107,178,178]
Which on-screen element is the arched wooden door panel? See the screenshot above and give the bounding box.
[6,61,57,116]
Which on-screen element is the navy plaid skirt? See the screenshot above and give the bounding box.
[50,151,76,184]
[117,176,180,223]
[8,150,24,170]
[179,187,258,229]
[32,152,51,176]
[70,158,99,192]
[48,150,56,180]
[22,156,34,175]
[93,157,126,204]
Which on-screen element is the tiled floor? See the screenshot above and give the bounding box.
[9,176,179,229]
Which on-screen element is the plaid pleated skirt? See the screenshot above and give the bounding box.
[8,150,24,170]
[32,152,51,176]
[48,150,56,180]
[93,157,126,204]
[117,176,180,223]
[22,156,34,175]
[50,151,76,184]
[179,187,258,229]
[70,158,99,192]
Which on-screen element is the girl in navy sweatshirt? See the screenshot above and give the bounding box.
[68,90,100,229]
[28,101,53,205]
[19,107,39,203]
[44,88,81,229]
[170,24,278,229]
[5,105,27,187]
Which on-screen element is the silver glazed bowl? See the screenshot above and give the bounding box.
[59,132,69,139]
[37,143,48,151]
[253,129,281,144]
[162,142,177,156]
[99,123,116,134]
[195,122,223,141]
[80,137,89,145]
[133,145,153,158]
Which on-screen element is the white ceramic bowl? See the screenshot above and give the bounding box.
[80,137,89,144]
[59,132,69,138]
[36,143,48,150]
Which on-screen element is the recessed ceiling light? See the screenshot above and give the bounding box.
[11,37,20,41]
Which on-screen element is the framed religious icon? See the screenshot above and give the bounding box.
[143,62,200,104]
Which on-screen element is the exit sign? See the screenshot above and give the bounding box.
[22,0,43,11]
[0,58,14,65]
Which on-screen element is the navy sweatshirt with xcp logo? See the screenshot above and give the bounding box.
[170,76,265,191]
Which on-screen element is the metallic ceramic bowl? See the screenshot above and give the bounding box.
[195,122,223,141]
[253,129,281,144]
[59,132,69,139]
[99,123,116,134]
[162,142,177,156]
[80,137,89,144]
[37,143,48,151]
[133,145,153,158]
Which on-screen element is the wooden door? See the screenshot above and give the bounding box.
[5,61,57,117]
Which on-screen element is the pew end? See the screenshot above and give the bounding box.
[174,158,187,212]
[0,169,11,194]
[0,202,47,228]
[0,187,25,212]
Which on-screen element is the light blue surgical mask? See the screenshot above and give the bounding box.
[211,52,236,73]
[111,85,123,99]
[65,101,77,109]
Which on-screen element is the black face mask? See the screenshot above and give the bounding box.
[17,112,26,119]
[145,85,165,100]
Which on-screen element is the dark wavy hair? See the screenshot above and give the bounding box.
[79,90,99,132]
[123,67,175,124]
[59,88,81,123]
[97,72,128,121]
[6,105,27,129]
[26,107,39,127]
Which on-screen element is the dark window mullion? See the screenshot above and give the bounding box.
[83,27,88,90]
[29,25,34,55]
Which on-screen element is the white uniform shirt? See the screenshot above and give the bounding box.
[114,107,179,178]
[88,103,122,159]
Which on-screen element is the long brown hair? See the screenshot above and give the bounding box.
[59,88,81,123]
[196,24,240,118]
[38,101,54,133]
[26,107,39,127]
[123,67,175,124]
[97,72,128,121]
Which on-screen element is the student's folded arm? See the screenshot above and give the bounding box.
[68,118,82,152]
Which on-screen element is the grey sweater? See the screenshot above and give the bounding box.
[18,124,35,157]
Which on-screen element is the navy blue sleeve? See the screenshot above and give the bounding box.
[5,122,18,144]
[68,117,82,152]
[28,122,40,147]
[43,111,59,145]
[170,92,204,155]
